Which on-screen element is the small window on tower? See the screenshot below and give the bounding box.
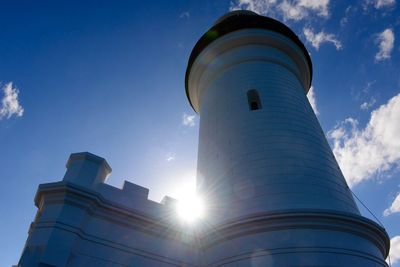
[247,89,262,111]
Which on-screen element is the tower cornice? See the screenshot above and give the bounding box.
[185,11,313,111]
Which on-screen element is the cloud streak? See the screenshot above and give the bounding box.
[328,93,400,187]
[375,28,395,61]
[230,0,330,21]
[384,192,400,216]
[166,155,175,162]
[0,82,24,120]
[182,113,196,127]
[375,0,396,7]
[367,0,396,9]
[360,97,376,110]
[303,28,342,50]
[179,11,190,19]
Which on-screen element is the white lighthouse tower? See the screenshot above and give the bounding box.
[186,10,390,266]
[17,10,390,267]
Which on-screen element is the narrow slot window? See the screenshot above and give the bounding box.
[247,89,262,111]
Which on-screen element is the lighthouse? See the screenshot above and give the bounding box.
[17,10,390,267]
[186,10,390,266]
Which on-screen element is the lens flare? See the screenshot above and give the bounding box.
[176,194,205,223]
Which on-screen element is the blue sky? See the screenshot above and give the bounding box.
[0,0,399,266]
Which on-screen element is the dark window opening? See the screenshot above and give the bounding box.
[247,89,262,111]
[250,101,259,110]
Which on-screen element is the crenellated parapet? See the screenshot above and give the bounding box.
[20,152,202,267]
[17,10,390,267]
[63,152,112,187]
[60,152,178,218]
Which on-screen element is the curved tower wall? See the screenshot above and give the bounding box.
[186,12,390,267]
[16,11,390,267]
[189,28,359,222]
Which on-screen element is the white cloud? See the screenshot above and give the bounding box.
[360,97,376,110]
[367,0,396,9]
[307,86,319,115]
[0,82,24,120]
[388,236,400,265]
[375,28,395,61]
[384,192,400,216]
[278,1,307,20]
[303,27,342,50]
[279,0,329,20]
[166,155,175,162]
[298,0,329,16]
[179,11,190,19]
[230,0,330,21]
[182,113,196,127]
[375,0,396,8]
[340,5,353,28]
[230,0,278,15]
[340,16,348,27]
[328,93,400,187]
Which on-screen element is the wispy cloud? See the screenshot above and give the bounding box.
[0,82,24,120]
[279,0,329,20]
[388,236,400,265]
[360,97,376,110]
[366,0,396,9]
[375,0,396,8]
[384,192,400,216]
[230,0,276,15]
[375,28,395,61]
[166,155,175,162]
[182,113,196,127]
[340,5,353,28]
[352,81,375,101]
[230,0,330,21]
[179,11,190,19]
[328,93,400,187]
[303,28,342,50]
[340,16,348,28]
[307,86,319,115]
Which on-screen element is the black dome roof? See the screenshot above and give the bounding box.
[185,11,313,110]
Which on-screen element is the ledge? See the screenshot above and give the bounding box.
[34,181,200,242]
[200,209,390,258]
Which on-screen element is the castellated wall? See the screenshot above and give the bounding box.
[18,11,390,267]
[18,152,201,267]
[17,152,389,267]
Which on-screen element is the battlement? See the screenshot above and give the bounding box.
[63,152,111,187]
[59,152,178,220]
[24,152,201,267]
[18,11,390,266]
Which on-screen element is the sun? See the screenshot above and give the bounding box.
[176,194,205,223]
[169,178,205,223]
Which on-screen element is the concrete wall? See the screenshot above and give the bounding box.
[17,155,389,267]
[187,28,389,266]
[17,15,390,267]
[189,29,359,222]
[18,153,201,267]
